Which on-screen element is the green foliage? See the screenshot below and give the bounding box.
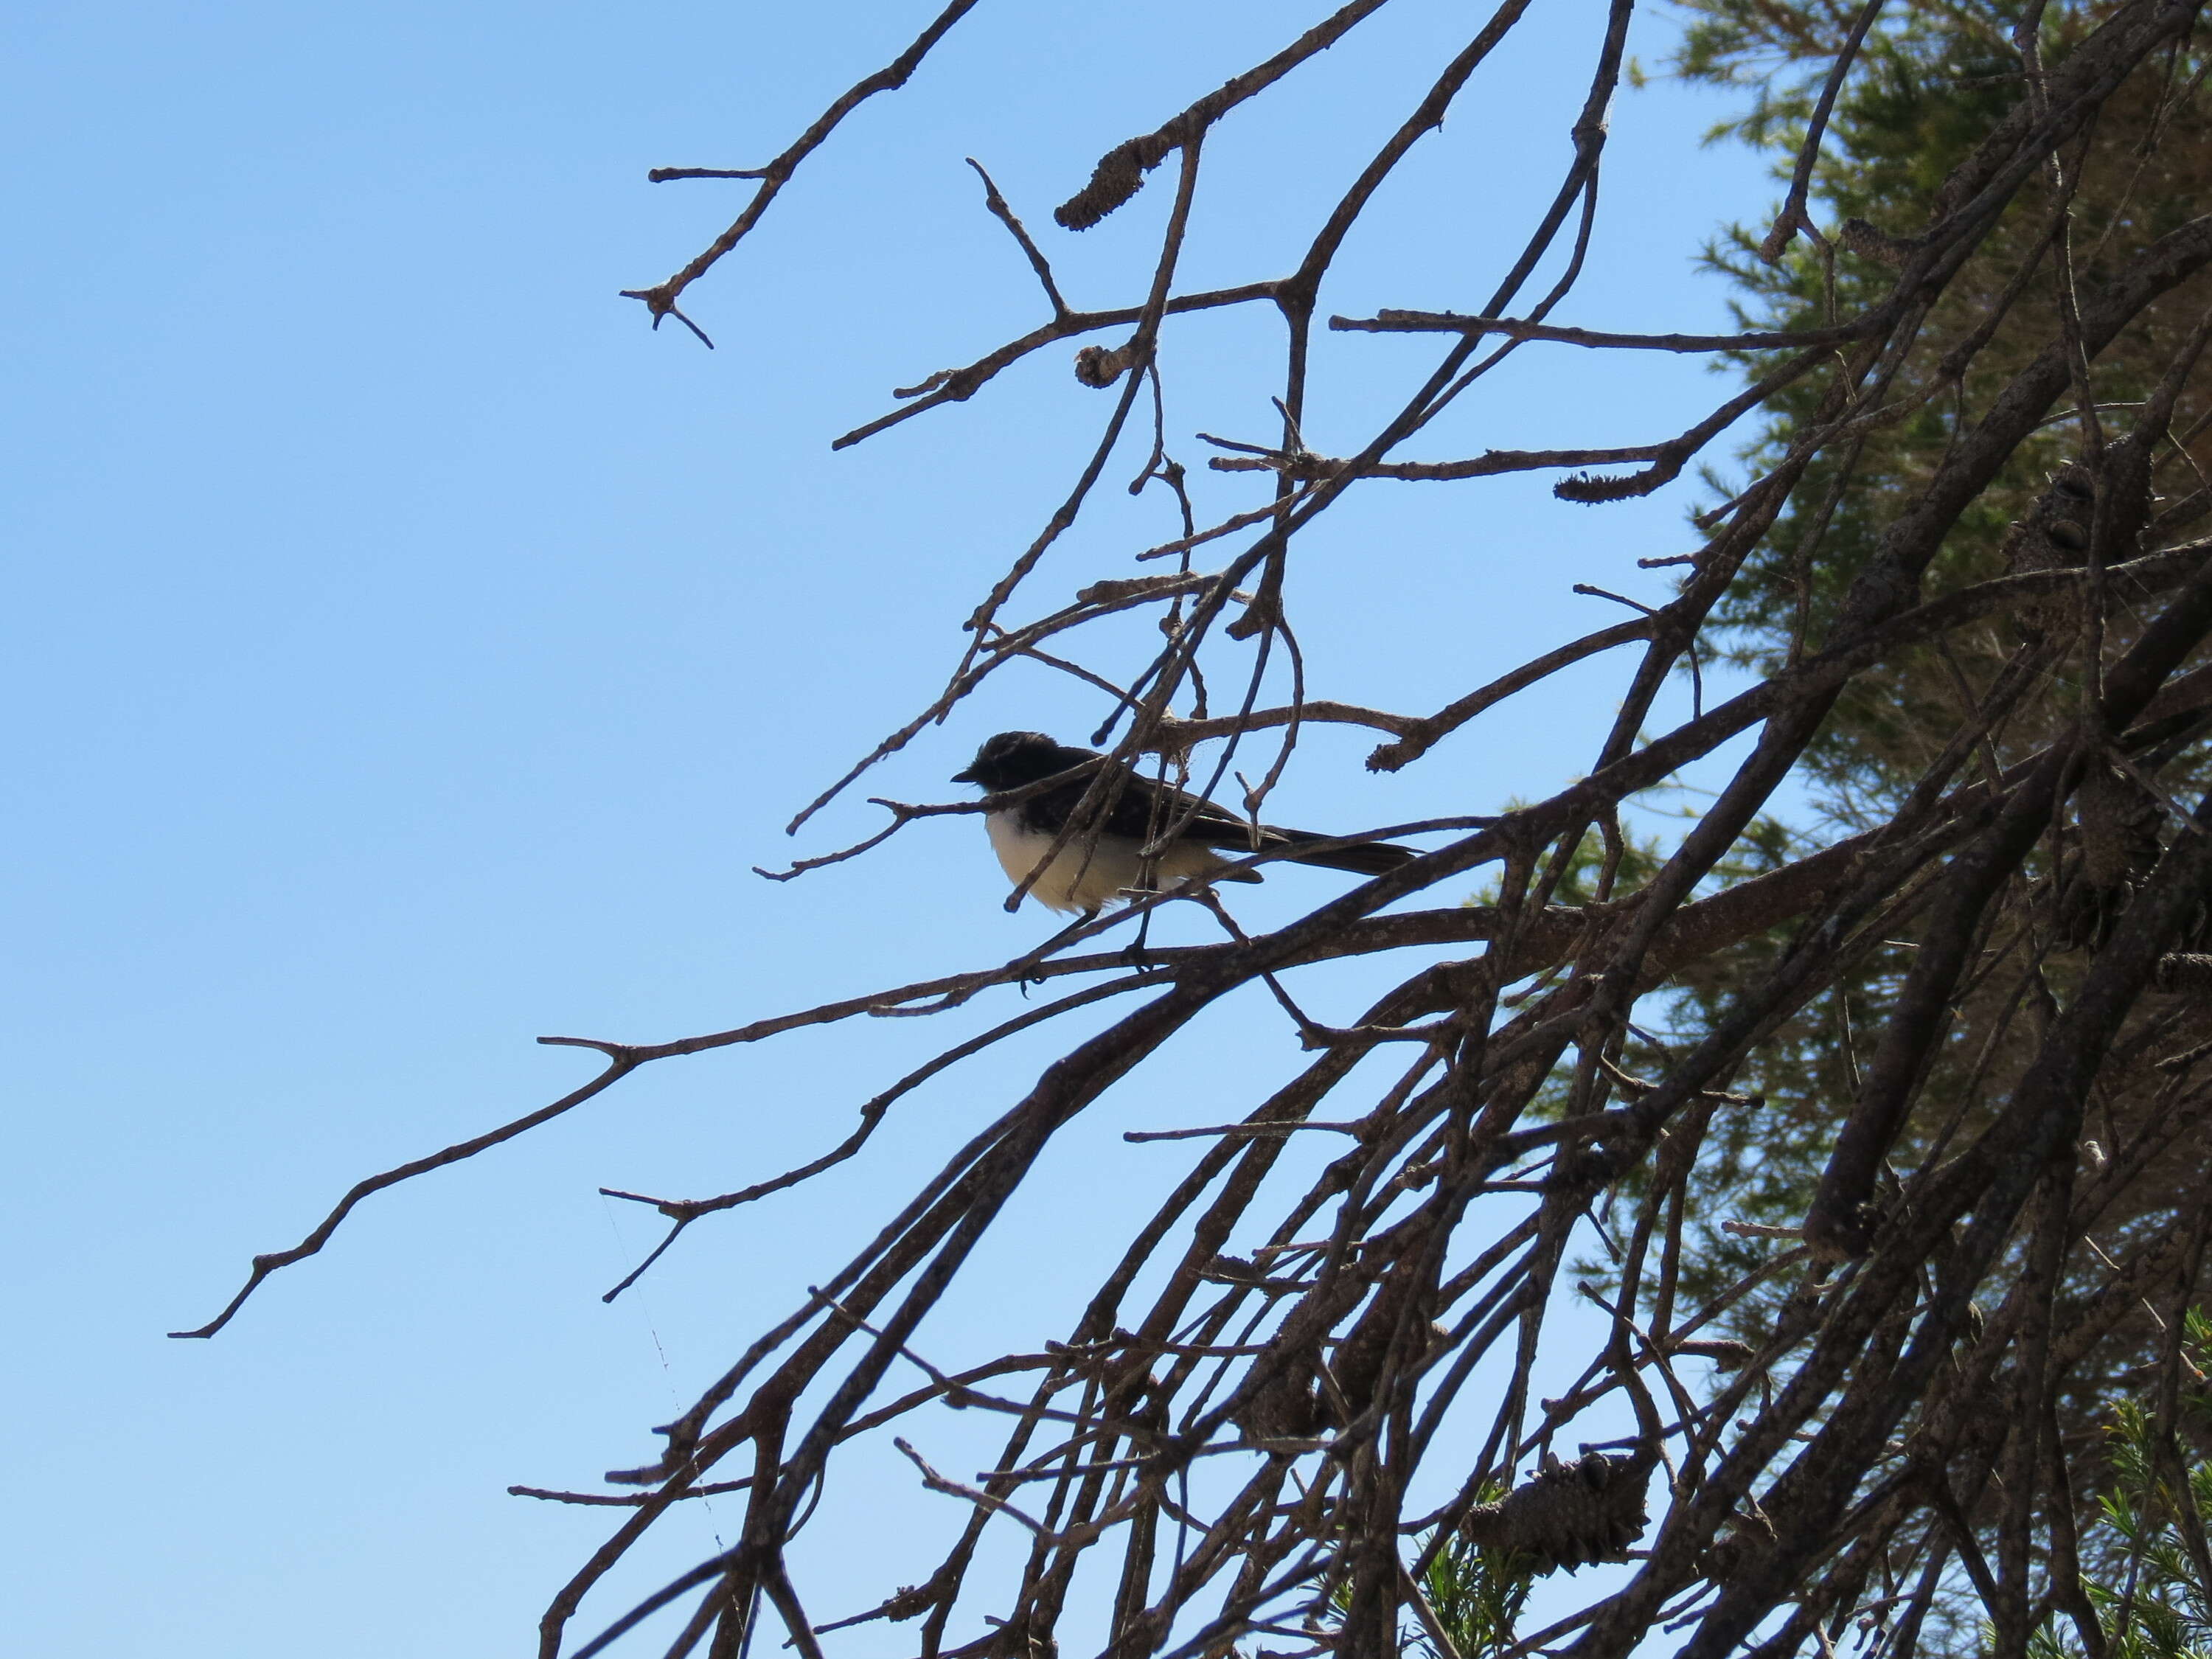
[2013,1310,2212,1658]
[1674,0,2212,803]
[1321,1521,1539,1658]
[1408,1527,1539,1659]
[1644,0,2212,1367]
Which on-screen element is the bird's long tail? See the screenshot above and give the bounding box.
[1274,833,1419,876]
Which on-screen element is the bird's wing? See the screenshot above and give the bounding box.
[1095,767,1279,847]
[1034,755,1415,874]
[1119,776,1418,874]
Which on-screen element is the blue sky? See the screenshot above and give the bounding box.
[5,2,1778,1653]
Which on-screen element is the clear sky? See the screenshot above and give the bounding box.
[6,2,1776,1654]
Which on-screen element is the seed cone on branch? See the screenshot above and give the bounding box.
[1457,1449,1654,1573]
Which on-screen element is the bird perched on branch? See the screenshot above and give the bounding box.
[951,730,1416,915]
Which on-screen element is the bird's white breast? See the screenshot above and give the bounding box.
[984,810,1228,914]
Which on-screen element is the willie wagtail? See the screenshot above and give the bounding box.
[951,730,1417,914]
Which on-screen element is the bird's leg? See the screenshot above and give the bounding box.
[1020,908,1100,995]
[1124,902,1155,972]
[1122,875,1225,971]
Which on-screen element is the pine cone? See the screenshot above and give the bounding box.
[1458,1450,1651,1572]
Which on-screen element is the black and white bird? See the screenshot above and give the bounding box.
[950,730,1417,915]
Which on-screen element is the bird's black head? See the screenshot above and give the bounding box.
[951,730,1090,791]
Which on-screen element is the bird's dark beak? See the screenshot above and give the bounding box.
[950,766,978,785]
